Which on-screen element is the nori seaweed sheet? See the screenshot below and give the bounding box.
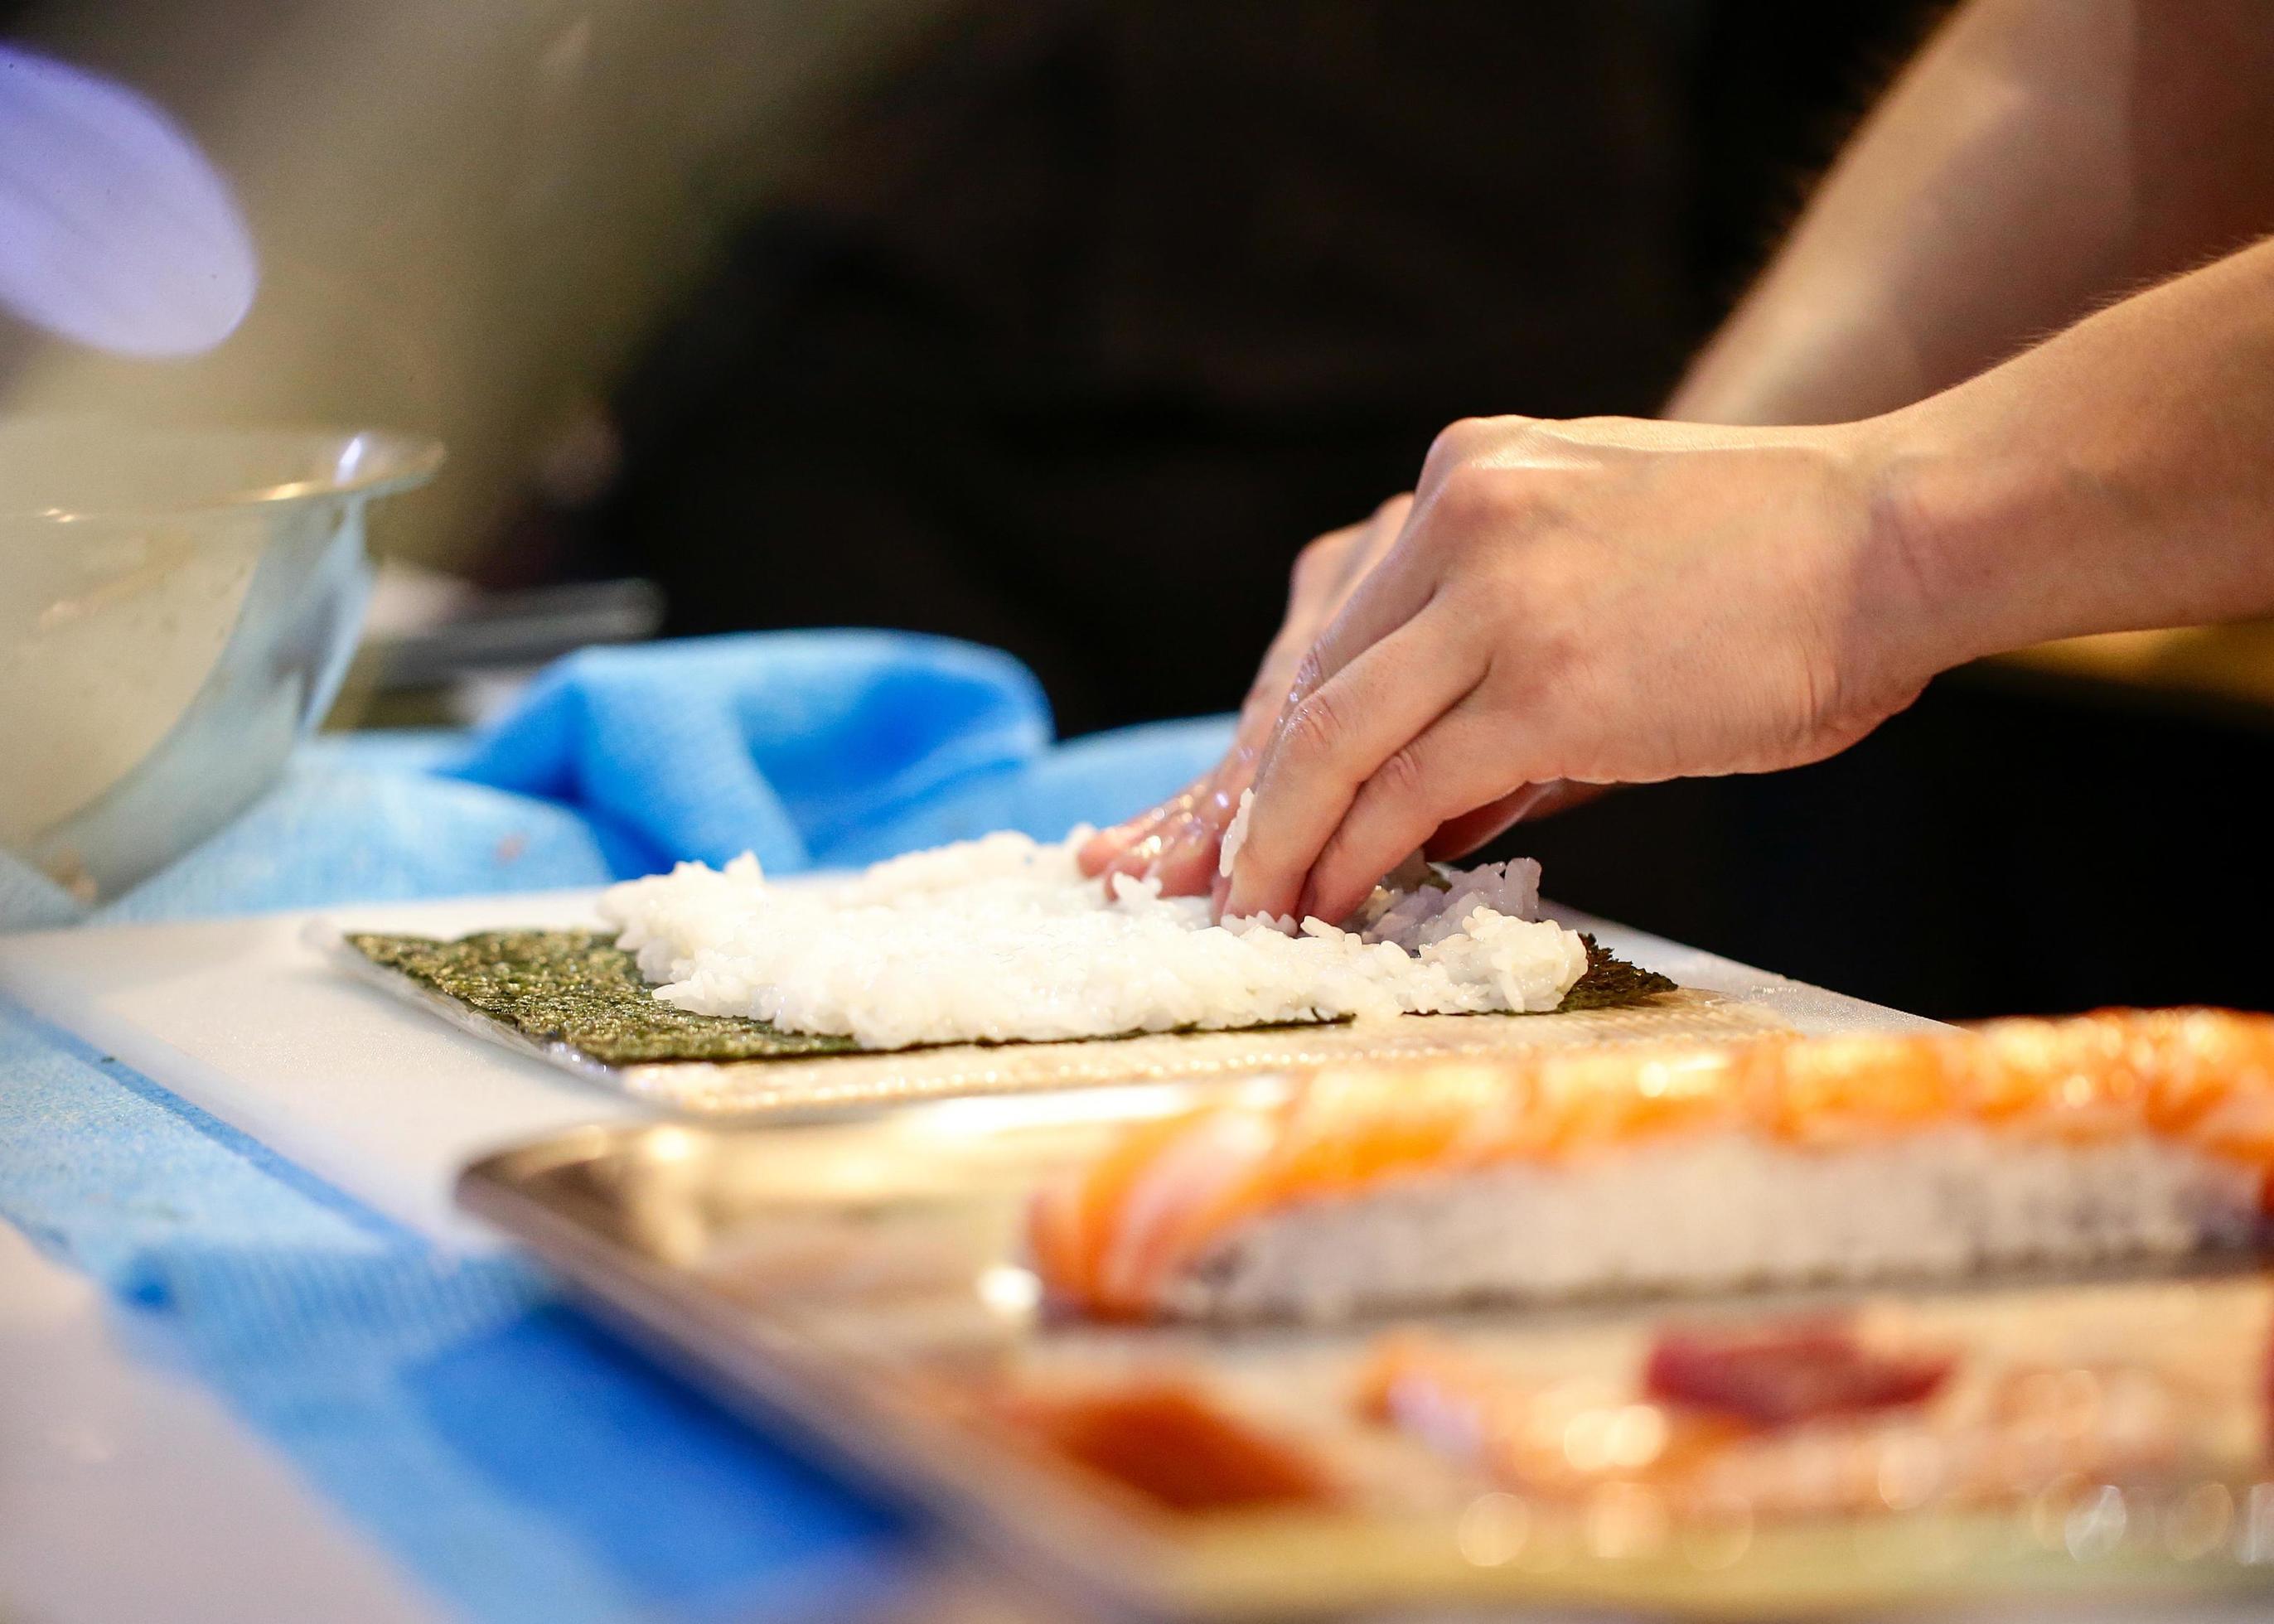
[346,929,1676,1067]
[1553,943,1680,1011]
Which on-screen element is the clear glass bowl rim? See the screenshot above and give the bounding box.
[0,423,446,523]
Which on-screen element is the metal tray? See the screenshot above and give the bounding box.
[460,1080,2274,1620]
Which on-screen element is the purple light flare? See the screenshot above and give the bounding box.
[0,45,258,358]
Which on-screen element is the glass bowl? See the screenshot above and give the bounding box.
[0,420,443,904]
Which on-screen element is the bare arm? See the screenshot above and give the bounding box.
[1879,234,2274,660]
[1226,234,2274,923]
[1670,0,2274,426]
[1091,0,2274,908]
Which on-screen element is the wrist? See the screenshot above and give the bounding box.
[1841,405,2067,676]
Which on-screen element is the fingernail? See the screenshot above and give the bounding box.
[1076,831,1125,873]
[1115,833,1166,876]
[1163,819,1232,897]
[1139,823,1188,882]
[1224,878,1271,924]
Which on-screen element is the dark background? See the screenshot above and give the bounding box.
[512,1,2269,1021]
[557,2,1938,732]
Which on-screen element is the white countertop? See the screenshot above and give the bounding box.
[0,1222,439,1624]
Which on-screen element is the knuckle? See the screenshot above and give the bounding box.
[1420,420,1482,487]
[1374,740,1431,802]
[1290,533,1342,589]
[1428,416,1488,461]
[1427,413,1539,471]
[1427,462,1508,533]
[1280,684,1350,761]
[1285,646,1329,702]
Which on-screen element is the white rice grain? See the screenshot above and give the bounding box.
[1218,787,1255,879]
[1172,1131,2262,1321]
[600,829,1586,1051]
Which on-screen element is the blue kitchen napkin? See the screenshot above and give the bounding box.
[448,631,1057,877]
[0,1006,905,1624]
[4,631,1232,921]
[0,631,1234,1622]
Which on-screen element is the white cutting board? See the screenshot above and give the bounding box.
[0,892,1941,1251]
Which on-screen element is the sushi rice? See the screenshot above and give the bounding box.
[1026,1010,2274,1321]
[600,826,1588,1051]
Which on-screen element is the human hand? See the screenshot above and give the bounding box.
[1222,413,1945,925]
[1077,495,1415,903]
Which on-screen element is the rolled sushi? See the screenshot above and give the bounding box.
[1026,1009,2274,1321]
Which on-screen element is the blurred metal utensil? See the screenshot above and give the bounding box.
[356,577,665,693]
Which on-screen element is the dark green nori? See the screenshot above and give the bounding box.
[1557,935,1678,1010]
[346,930,861,1064]
[346,929,1676,1067]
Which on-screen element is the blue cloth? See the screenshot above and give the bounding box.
[448,630,1223,878]
[0,632,1234,1622]
[0,1010,903,1623]
[2,631,1231,922]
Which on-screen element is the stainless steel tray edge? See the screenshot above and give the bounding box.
[457,1127,2274,1623]
[456,1138,1189,1622]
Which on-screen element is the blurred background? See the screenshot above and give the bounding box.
[2,0,2267,1017]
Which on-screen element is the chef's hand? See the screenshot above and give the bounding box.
[1222,413,1943,926]
[1077,495,1414,901]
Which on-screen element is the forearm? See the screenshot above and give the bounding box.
[1871,235,2274,669]
[1672,0,2274,427]
[1222,235,2273,921]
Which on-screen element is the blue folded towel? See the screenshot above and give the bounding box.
[3,631,1232,926]
[448,631,1054,876]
